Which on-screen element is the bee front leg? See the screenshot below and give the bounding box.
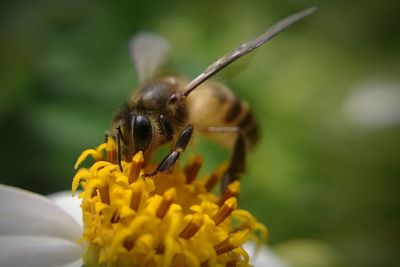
[144,125,194,176]
[115,126,123,171]
[202,126,246,194]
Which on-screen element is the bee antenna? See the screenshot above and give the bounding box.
[169,6,317,102]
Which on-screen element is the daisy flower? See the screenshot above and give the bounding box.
[0,139,287,267]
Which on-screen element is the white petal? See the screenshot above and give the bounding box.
[0,236,82,267]
[245,242,290,267]
[0,185,81,241]
[58,259,83,267]
[48,191,83,227]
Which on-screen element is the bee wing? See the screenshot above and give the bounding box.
[180,6,317,98]
[130,32,171,82]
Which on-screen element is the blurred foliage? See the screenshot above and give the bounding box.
[1,1,399,267]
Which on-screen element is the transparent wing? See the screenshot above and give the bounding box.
[180,6,317,98]
[130,32,171,82]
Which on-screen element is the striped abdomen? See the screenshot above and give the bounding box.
[224,98,259,148]
[186,81,259,150]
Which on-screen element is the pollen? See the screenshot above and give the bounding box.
[72,138,267,267]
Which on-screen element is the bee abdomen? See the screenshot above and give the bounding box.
[224,98,259,148]
[224,99,242,123]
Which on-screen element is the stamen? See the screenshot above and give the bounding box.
[212,197,237,226]
[214,229,250,255]
[110,210,120,223]
[235,246,250,263]
[214,236,236,255]
[226,260,239,267]
[106,138,116,164]
[179,213,203,239]
[90,161,110,176]
[72,169,91,195]
[184,155,203,184]
[129,151,144,184]
[204,163,228,191]
[99,185,110,205]
[123,236,135,251]
[155,243,165,254]
[156,188,176,219]
[229,228,251,247]
[218,181,240,206]
[74,143,107,169]
[91,188,98,198]
[130,181,143,211]
[74,149,99,169]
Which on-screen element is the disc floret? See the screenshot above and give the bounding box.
[72,139,267,266]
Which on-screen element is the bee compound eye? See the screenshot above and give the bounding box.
[133,115,152,151]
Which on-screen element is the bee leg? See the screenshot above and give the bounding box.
[116,126,123,171]
[145,125,194,176]
[202,126,246,194]
[104,131,110,143]
[221,133,246,193]
[158,115,174,141]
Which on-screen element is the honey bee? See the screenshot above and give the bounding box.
[110,7,316,192]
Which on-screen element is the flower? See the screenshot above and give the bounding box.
[72,139,268,266]
[0,185,287,267]
[0,139,288,267]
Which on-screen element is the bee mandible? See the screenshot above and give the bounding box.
[110,7,316,192]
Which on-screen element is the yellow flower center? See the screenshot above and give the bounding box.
[72,139,267,267]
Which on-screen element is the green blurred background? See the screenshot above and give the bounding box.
[1,1,399,266]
